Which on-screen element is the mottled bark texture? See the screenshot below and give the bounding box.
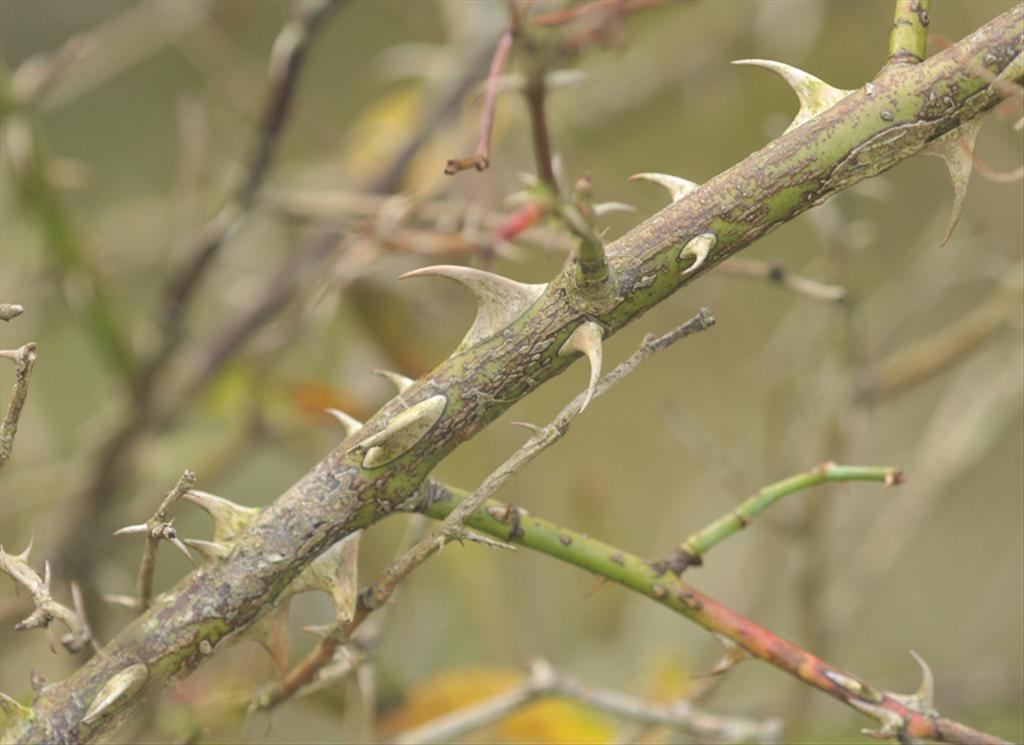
[7,6,1022,743]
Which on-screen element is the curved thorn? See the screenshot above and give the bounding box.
[325,408,363,437]
[112,524,148,537]
[43,560,51,590]
[681,233,717,275]
[182,490,259,546]
[922,118,981,245]
[353,394,448,469]
[732,59,851,134]
[82,663,148,724]
[373,369,414,395]
[511,421,543,435]
[558,321,604,413]
[591,201,636,217]
[17,537,32,562]
[291,533,360,625]
[103,594,142,610]
[183,538,230,562]
[401,265,546,351]
[168,536,195,563]
[629,172,700,203]
[1,691,31,720]
[909,649,935,709]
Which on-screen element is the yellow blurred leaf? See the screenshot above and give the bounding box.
[382,666,615,744]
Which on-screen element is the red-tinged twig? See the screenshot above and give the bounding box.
[529,0,667,28]
[112,470,197,612]
[524,61,559,192]
[445,31,513,175]
[417,489,1009,744]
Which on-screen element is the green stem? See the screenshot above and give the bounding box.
[888,0,931,66]
[558,201,609,286]
[415,479,1004,745]
[674,463,902,569]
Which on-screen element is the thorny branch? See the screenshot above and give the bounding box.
[0,545,91,654]
[392,659,781,745]
[4,6,1022,743]
[112,470,197,612]
[250,516,430,713]
[353,308,714,624]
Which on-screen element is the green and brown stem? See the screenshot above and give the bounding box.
[7,7,1022,743]
[659,463,903,573]
[888,0,931,66]
[415,484,1006,744]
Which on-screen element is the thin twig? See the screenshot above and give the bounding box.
[353,308,715,628]
[0,341,37,471]
[719,258,847,303]
[445,31,513,175]
[529,0,667,28]
[393,658,780,745]
[158,0,342,336]
[859,278,1021,401]
[112,470,197,611]
[523,60,559,192]
[656,463,903,574]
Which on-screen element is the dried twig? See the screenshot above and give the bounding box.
[719,257,847,303]
[0,341,38,471]
[859,277,1021,401]
[393,658,781,745]
[0,544,91,653]
[113,470,197,611]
